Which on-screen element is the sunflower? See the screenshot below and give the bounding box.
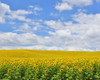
[8,69,12,72]
[60,69,63,72]
[13,66,16,69]
[17,66,20,69]
[36,69,39,72]
[45,70,48,73]
[78,68,82,72]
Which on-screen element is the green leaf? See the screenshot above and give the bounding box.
[94,75,100,79]
[66,74,69,77]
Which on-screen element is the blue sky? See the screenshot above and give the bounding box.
[0,0,100,51]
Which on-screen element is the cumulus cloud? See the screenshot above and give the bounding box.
[55,0,93,11]
[12,10,32,15]
[14,23,32,32]
[55,3,72,11]
[14,21,44,32]
[73,13,100,24]
[63,0,92,6]
[44,12,100,51]
[0,45,95,51]
[0,12,100,51]
[29,5,42,15]
[29,5,42,11]
[8,10,32,22]
[0,2,10,23]
[0,32,45,46]
[0,32,58,46]
[0,45,64,50]
[0,2,100,51]
[44,20,66,29]
[0,2,33,23]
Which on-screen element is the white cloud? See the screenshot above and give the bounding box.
[55,30,71,37]
[0,32,44,45]
[34,7,42,11]
[0,32,59,46]
[44,20,66,29]
[0,45,64,50]
[0,12,98,51]
[63,0,92,6]
[55,0,93,11]
[14,20,44,32]
[29,5,42,11]
[55,2,72,11]
[48,31,56,35]
[14,23,32,32]
[29,5,34,8]
[0,2,10,23]
[11,10,32,15]
[0,2,33,23]
[29,5,42,15]
[0,45,95,51]
[0,2,100,51]
[8,10,32,22]
[32,22,43,31]
[44,12,100,51]
[73,13,100,24]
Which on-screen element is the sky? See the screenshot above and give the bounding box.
[0,0,100,51]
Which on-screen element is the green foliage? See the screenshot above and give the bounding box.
[0,62,100,80]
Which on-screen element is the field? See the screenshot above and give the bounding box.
[0,50,100,80]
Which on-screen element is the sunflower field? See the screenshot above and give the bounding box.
[0,50,100,80]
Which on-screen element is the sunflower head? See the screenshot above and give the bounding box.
[8,69,12,72]
[78,68,82,72]
[60,69,63,72]
[17,66,20,69]
[45,70,48,73]
[36,69,39,72]
[13,66,16,69]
